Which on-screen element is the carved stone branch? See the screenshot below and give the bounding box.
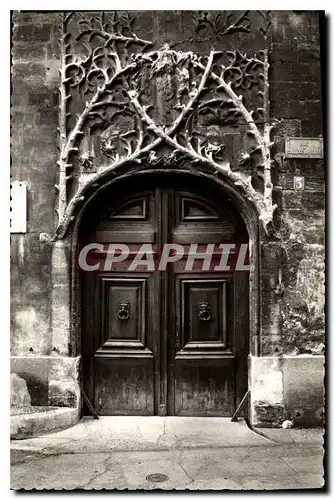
[55,17,277,238]
[260,50,275,218]
[124,49,216,156]
[132,94,228,168]
[56,11,151,228]
[189,11,250,43]
[77,27,152,47]
[223,11,250,35]
[76,11,152,47]
[130,95,269,222]
[54,50,215,238]
[57,13,71,221]
[195,49,277,228]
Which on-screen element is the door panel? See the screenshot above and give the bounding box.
[179,278,228,347]
[99,276,147,345]
[82,186,160,416]
[94,357,154,415]
[168,187,247,416]
[81,176,249,417]
[93,273,155,415]
[171,274,237,415]
[174,362,235,416]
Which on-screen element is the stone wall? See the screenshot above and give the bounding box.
[11,12,78,407]
[250,355,324,427]
[270,11,324,357]
[251,11,325,426]
[11,12,59,357]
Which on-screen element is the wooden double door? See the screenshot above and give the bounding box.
[81,175,249,416]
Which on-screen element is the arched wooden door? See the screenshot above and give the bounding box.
[80,174,249,416]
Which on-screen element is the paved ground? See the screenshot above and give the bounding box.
[11,417,324,491]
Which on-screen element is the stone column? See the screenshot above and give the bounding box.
[51,239,71,355]
[49,238,81,409]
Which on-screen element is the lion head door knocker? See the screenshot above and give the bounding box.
[198,301,211,321]
[117,301,130,320]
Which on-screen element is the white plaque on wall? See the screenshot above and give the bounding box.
[285,137,323,158]
[10,181,27,233]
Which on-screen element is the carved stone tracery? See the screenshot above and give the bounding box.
[55,11,278,239]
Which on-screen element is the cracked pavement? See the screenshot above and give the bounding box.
[11,417,324,490]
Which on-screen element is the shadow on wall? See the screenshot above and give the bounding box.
[10,356,81,408]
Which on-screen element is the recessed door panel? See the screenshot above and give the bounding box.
[180,278,228,347]
[174,361,235,416]
[101,277,146,344]
[95,357,154,415]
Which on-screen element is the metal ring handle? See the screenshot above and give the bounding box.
[117,301,130,320]
[198,301,211,321]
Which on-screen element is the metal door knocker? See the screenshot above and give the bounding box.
[198,302,211,321]
[117,301,130,320]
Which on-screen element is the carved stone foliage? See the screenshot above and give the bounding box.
[55,11,278,239]
[188,11,251,42]
[170,10,271,48]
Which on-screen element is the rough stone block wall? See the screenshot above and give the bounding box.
[250,354,324,427]
[269,11,324,357]
[10,12,76,407]
[250,11,325,427]
[11,12,60,357]
[11,356,80,408]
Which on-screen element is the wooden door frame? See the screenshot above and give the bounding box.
[69,167,261,412]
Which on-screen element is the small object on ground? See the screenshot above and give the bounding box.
[146,473,169,483]
[282,420,293,429]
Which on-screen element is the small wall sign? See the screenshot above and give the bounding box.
[293,176,305,191]
[285,137,323,159]
[10,181,27,233]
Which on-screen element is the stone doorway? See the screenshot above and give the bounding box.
[79,173,250,416]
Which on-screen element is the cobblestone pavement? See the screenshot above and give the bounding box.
[11,417,324,491]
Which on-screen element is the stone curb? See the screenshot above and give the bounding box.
[255,428,324,445]
[11,408,80,440]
